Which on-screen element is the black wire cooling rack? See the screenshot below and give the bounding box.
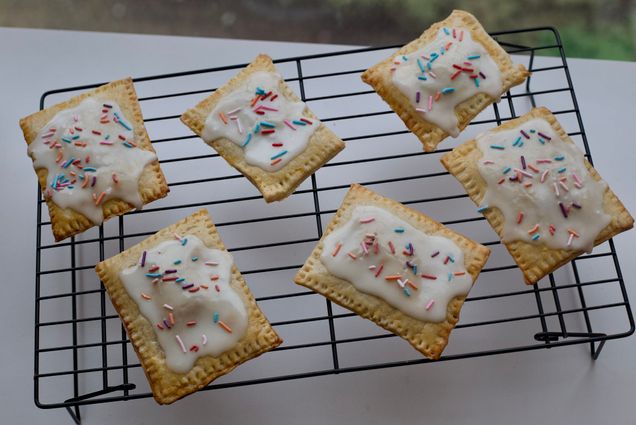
[34,27,634,424]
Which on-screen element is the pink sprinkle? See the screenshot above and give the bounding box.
[374,263,384,278]
[173,232,182,241]
[428,95,433,111]
[163,304,173,311]
[99,141,113,145]
[572,173,583,185]
[283,120,296,130]
[416,108,427,113]
[516,168,534,179]
[540,170,549,183]
[202,334,208,345]
[259,105,278,112]
[559,181,569,192]
[567,233,574,246]
[553,182,560,197]
[426,300,435,310]
[227,107,242,115]
[483,160,495,165]
[573,182,582,189]
[359,217,375,224]
[536,159,552,164]
[235,117,243,134]
[360,242,368,255]
[205,261,218,266]
[175,335,187,353]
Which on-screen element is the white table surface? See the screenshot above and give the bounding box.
[1,27,635,425]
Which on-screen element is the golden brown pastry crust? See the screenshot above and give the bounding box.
[361,9,530,152]
[20,78,169,241]
[95,209,282,404]
[294,184,490,359]
[180,54,345,202]
[440,107,634,284]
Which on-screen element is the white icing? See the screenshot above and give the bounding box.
[476,118,610,252]
[391,27,503,137]
[120,235,248,373]
[320,206,473,322]
[29,98,156,225]
[202,71,319,172]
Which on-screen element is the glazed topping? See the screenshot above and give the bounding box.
[29,98,156,225]
[391,27,503,137]
[476,118,610,252]
[320,205,472,322]
[120,235,248,373]
[202,71,319,172]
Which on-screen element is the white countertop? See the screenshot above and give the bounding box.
[1,27,635,425]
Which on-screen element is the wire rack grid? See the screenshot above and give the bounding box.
[33,26,633,424]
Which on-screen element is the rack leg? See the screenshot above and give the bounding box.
[533,331,608,359]
[65,405,81,424]
[590,340,606,360]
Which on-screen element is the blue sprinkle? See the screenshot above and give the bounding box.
[448,255,455,263]
[467,54,481,60]
[448,272,453,282]
[503,167,511,174]
[554,155,565,161]
[538,138,546,144]
[62,158,75,169]
[181,238,187,246]
[253,123,261,134]
[402,55,408,61]
[83,167,97,172]
[531,233,541,241]
[558,167,567,173]
[123,142,133,148]
[512,136,522,147]
[260,121,275,128]
[440,46,445,55]
[412,265,417,275]
[417,58,426,73]
[255,87,265,95]
[72,135,80,140]
[242,133,252,147]
[213,312,219,323]
[441,87,455,94]
[474,78,480,88]
[443,27,450,35]
[78,174,84,180]
[490,144,505,150]
[403,287,411,297]
[191,256,198,262]
[292,120,307,126]
[145,273,162,278]
[114,112,132,130]
[174,259,182,265]
[530,129,536,133]
[417,76,427,81]
[61,137,72,143]
[270,150,288,160]
[394,227,405,233]
[477,205,489,213]
[176,277,185,283]
[105,134,110,140]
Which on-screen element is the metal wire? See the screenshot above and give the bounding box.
[33,26,633,421]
